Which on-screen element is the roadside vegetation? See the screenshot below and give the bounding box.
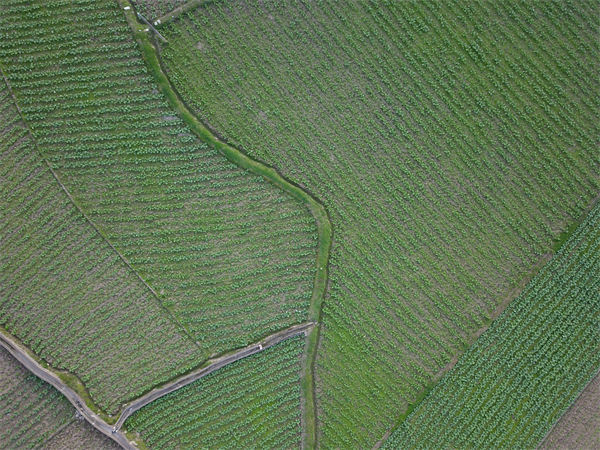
[0,72,206,415]
[0,0,318,361]
[156,0,600,445]
[385,203,600,448]
[0,347,116,449]
[125,336,304,449]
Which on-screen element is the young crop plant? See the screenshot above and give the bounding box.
[125,336,304,449]
[0,73,208,414]
[0,0,318,361]
[0,347,116,449]
[385,203,600,448]
[156,0,600,445]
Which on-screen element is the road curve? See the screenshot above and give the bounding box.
[0,332,135,450]
[114,321,315,429]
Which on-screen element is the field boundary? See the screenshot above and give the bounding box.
[114,322,315,429]
[118,2,333,447]
[0,322,315,449]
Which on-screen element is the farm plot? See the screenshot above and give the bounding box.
[156,0,600,445]
[540,372,600,450]
[0,71,209,414]
[0,0,318,357]
[0,347,116,449]
[125,336,304,449]
[0,347,74,448]
[385,203,600,449]
[43,419,120,450]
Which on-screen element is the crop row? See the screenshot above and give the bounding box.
[125,336,304,449]
[0,0,318,358]
[158,0,600,445]
[385,203,600,448]
[0,74,206,414]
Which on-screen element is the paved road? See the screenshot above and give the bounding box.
[114,321,314,429]
[0,333,136,450]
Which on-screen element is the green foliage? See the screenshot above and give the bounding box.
[0,70,205,414]
[385,204,600,448]
[158,0,600,445]
[126,337,304,449]
[0,0,317,364]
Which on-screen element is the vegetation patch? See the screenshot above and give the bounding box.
[0,0,318,364]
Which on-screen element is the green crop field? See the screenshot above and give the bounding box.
[385,203,600,448]
[0,69,207,414]
[0,0,598,448]
[0,347,116,449]
[0,0,317,359]
[125,336,304,449]
[155,0,600,445]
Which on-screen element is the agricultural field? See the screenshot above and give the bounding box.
[0,0,598,448]
[43,419,120,450]
[0,69,208,414]
[540,372,600,450]
[125,336,304,449]
[0,347,115,449]
[0,0,318,359]
[384,203,600,448]
[156,0,600,445]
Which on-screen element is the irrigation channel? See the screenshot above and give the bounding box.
[0,323,313,449]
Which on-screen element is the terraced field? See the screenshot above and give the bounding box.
[0,0,317,360]
[385,203,600,448]
[155,0,600,445]
[0,67,206,414]
[126,336,304,449]
[0,347,116,449]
